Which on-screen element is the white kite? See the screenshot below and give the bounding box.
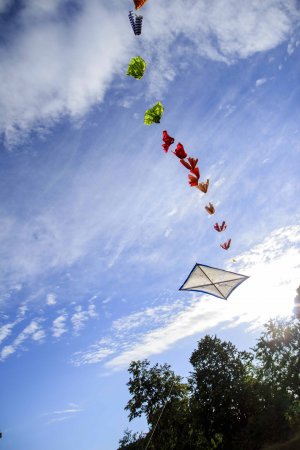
[179,263,249,300]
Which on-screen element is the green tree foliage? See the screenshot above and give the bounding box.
[125,360,186,423]
[118,317,300,450]
[118,429,146,449]
[189,336,256,449]
[255,318,300,400]
[123,360,204,449]
[253,318,300,444]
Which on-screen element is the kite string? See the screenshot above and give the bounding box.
[144,378,176,450]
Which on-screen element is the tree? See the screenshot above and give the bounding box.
[189,335,256,450]
[118,319,300,450]
[252,317,300,444]
[118,429,146,449]
[122,359,199,450]
[254,318,300,402]
[125,360,187,425]
[119,360,216,449]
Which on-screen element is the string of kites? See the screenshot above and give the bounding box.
[126,0,231,252]
[125,0,249,304]
[162,131,232,251]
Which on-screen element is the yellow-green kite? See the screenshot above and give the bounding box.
[126,56,147,79]
[144,102,164,125]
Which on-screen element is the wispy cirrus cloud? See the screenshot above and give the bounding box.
[0,303,31,345]
[46,293,57,306]
[0,319,45,361]
[0,322,16,345]
[44,402,83,425]
[71,303,97,335]
[72,301,184,366]
[52,312,68,339]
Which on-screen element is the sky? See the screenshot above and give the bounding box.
[0,0,300,449]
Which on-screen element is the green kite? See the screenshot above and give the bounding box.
[126,56,147,79]
[144,102,164,125]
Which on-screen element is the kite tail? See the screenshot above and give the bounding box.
[135,15,143,35]
[128,11,136,33]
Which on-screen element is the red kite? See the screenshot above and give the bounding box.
[162,130,174,153]
[205,202,215,215]
[172,143,187,159]
[190,167,200,179]
[220,239,232,250]
[180,157,198,171]
[214,221,227,232]
[188,167,200,186]
[188,174,199,187]
[196,179,209,193]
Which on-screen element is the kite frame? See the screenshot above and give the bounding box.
[179,263,249,300]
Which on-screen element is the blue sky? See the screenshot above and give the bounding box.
[0,0,300,449]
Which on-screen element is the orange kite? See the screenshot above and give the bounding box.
[134,0,148,10]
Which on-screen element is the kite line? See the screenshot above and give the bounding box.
[144,377,176,450]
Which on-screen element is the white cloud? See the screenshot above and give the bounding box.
[45,402,83,424]
[72,301,192,367]
[0,0,131,145]
[0,0,299,144]
[47,416,72,424]
[0,345,15,360]
[286,36,298,55]
[0,319,44,361]
[52,313,68,338]
[287,42,295,54]
[46,293,57,306]
[112,302,183,334]
[32,329,46,341]
[0,304,30,345]
[0,322,16,345]
[71,303,97,335]
[255,78,267,87]
[72,344,115,366]
[53,404,83,415]
[18,305,28,317]
[142,0,299,95]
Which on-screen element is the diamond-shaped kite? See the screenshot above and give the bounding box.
[179,263,249,300]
